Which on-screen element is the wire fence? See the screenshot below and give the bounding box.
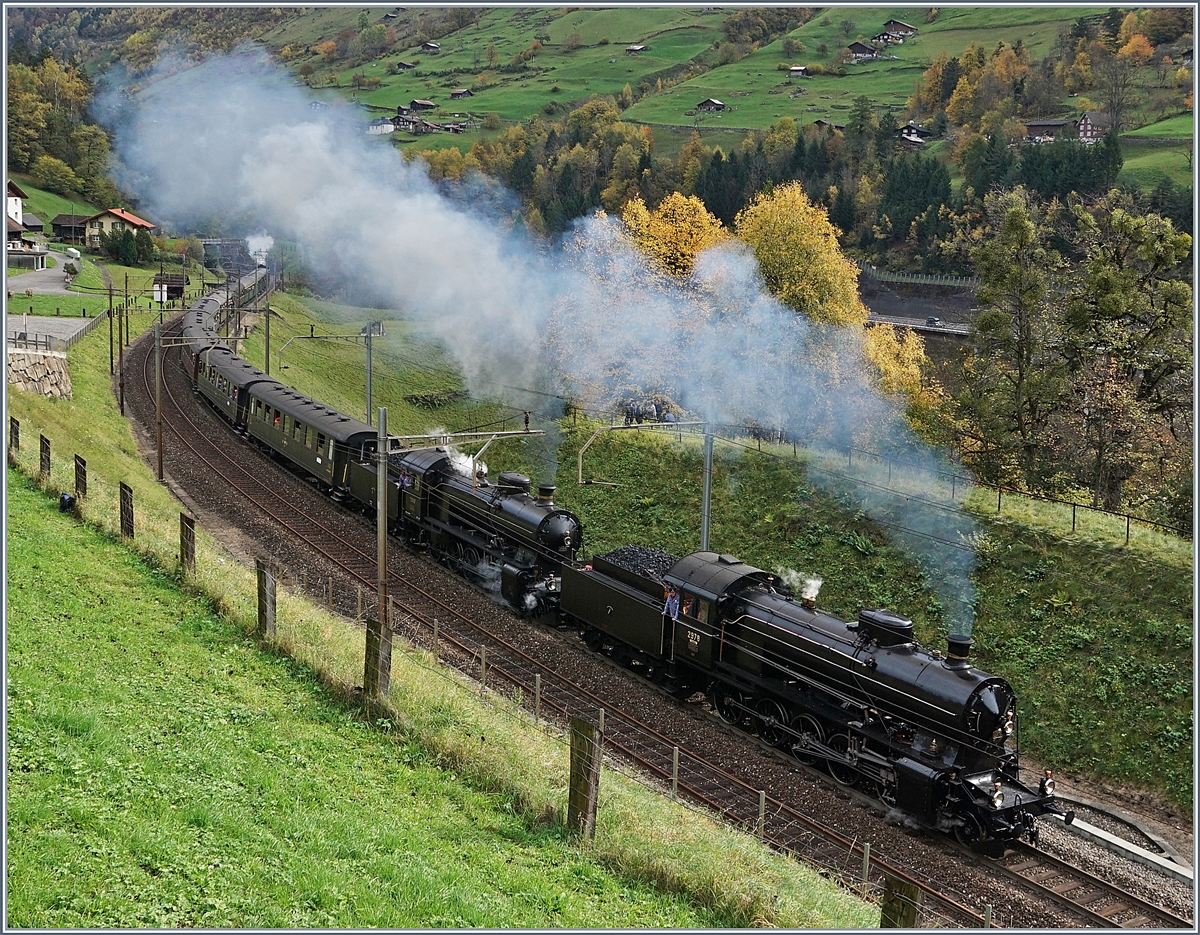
[857,262,980,289]
[9,415,994,929]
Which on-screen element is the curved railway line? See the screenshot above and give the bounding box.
[130,309,1192,930]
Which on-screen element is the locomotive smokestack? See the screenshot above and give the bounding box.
[946,634,973,668]
[537,483,556,503]
[799,576,822,610]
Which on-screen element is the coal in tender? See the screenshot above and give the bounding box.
[597,545,680,583]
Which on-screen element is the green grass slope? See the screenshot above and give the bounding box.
[623,7,1099,130]
[6,301,876,929]
[9,176,100,232]
[6,468,815,928]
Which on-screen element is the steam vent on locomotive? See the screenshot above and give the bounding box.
[183,286,1067,848]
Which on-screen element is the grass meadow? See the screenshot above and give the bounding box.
[5,297,877,929]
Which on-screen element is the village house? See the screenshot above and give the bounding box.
[1181,48,1193,64]
[882,19,917,37]
[366,117,396,135]
[789,65,808,77]
[898,126,927,151]
[450,88,474,100]
[409,99,437,111]
[847,41,878,62]
[872,32,899,45]
[697,98,727,112]
[308,100,328,110]
[7,179,27,225]
[812,118,846,131]
[625,44,647,55]
[1077,111,1112,142]
[421,41,441,54]
[83,208,155,250]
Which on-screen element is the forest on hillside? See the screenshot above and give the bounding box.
[6,7,1193,531]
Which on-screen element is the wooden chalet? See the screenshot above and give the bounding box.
[7,179,28,226]
[625,44,647,54]
[395,60,417,70]
[410,99,437,111]
[812,118,846,131]
[50,214,90,242]
[1077,111,1112,142]
[848,41,878,61]
[450,88,474,100]
[789,65,808,77]
[421,41,441,53]
[697,98,727,112]
[882,19,917,36]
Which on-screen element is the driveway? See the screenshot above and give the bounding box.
[7,251,77,296]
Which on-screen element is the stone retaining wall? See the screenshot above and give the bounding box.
[7,348,72,399]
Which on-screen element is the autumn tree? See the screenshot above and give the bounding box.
[7,63,50,170]
[734,182,869,326]
[956,188,1068,488]
[621,193,727,276]
[31,154,78,195]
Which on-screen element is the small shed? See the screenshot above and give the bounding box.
[848,41,878,61]
[410,99,436,111]
[697,98,726,112]
[813,118,846,131]
[421,41,441,54]
[1023,118,1072,141]
[789,65,807,77]
[153,273,189,302]
[22,213,43,234]
[450,88,474,100]
[308,100,329,110]
[395,60,417,70]
[625,44,647,54]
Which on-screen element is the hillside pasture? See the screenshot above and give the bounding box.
[1118,137,1193,189]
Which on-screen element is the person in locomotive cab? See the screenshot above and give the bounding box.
[663,587,681,621]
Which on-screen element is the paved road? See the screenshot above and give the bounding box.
[6,312,97,344]
[866,312,970,337]
[6,251,77,296]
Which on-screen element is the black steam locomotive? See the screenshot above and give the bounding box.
[177,290,1063,845]
[179,287,581,614]
[561,547,1069,846]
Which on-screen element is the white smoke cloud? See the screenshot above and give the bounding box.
[99,48,980,634]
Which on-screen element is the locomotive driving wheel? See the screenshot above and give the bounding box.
[710,683,744,726]
[790,714,824,765]
[953,815,984,847]
[826,733,860,787]
[756,699,790,747]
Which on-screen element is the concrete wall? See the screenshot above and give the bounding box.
[7,348,71,399]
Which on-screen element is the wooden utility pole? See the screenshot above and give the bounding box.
[154,323,163,480]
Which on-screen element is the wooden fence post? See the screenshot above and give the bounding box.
[74,454,87,499]
[180,513,196,577]
[119,482,134,538]
[363,616,392,699]
[879,875,921,928]
[9,416,18,452]
[534,673,541,723]
[568,716,602,839]
[39,434,50,478]
[256,559,276,639]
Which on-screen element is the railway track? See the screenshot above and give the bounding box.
[991,843,1192,929]
[131,313,1184,928]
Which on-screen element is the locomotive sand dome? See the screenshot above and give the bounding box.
[562,549,1070,846]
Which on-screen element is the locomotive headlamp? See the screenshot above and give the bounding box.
[990,780,1004,808]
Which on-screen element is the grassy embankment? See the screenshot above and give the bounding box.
[5,298,875,928]
[7,174,99,232]
[241,293,1192,809]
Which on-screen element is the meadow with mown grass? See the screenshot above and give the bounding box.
[5,297,877,929]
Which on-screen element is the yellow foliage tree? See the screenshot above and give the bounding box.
[734,182,869,326]
[620,193,728,276]
[1118,34,1154,64]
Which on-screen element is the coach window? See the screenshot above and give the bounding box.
[303,425,312,447]
[317,432,326,453]
[273,409,281,428]
[253,400,262,418]
[282,415,291,435]
[293,421,303,442]
[696,600,711,626]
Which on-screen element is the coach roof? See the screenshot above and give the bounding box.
[250,382,375,443]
